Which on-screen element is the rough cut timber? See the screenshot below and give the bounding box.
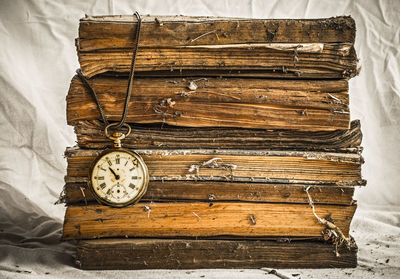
[77,15,358,78]
[67,76,351,131]
[78,43,358,79]
[79,15,356,48]
[76,238,358,269]
[63,202,356,239]
[65,148,364,186]
[62,181,355,205]
[74,119,362,151]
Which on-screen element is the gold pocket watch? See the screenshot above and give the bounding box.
[88,123,149,207]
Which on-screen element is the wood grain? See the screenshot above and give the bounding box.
[67,76,350,130]
[76,238,357,269]
[63,202,356,239]
[65,148,363,185]
[62,181,356,205]
[74,119,362,150]
[79,15,356,49]
[78,43,358,78]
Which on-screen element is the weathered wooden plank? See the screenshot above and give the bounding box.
[63,202,357,239]
[67,76,351,130]
[65,148,364,186]
[74,119,362,150]
[76,238,358,269]
[78,15,356,49]
[62,181,356,205]
[78,43,358,78]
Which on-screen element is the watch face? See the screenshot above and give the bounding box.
[89,149,149,207]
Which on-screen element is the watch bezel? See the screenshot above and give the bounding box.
[88,148,149,207]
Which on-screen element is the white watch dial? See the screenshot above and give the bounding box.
[90,150,148,206]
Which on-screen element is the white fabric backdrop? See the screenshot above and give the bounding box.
[0,0,399,278]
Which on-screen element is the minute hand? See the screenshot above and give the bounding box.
[109,167,120,180]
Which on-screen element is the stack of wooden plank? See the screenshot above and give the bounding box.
[61,15,364,269]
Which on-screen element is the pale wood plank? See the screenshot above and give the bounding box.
[63,202,357,239]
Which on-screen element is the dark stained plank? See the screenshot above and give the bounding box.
[76,238,358,269]
[67,76,351,130]
[62,181,356,205]
[79,15,356,48]
[73,119,362,150]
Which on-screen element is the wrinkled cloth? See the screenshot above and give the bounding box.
[0,0,399,278]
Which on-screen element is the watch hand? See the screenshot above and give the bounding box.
[109,167,120,180]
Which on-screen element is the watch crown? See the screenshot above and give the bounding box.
[110,132,124,148]
[113,132,123,138]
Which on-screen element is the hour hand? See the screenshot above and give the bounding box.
[109,167,120,180]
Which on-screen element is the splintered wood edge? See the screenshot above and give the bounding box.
[72,119,362,151]
[64,175,366,186]
[78,47,358,79]
[64,148,363,162]
[80,15,354,25]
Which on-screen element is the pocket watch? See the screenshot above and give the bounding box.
[88,124,149,207]
[77,12,147,207]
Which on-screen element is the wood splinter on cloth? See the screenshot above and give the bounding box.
[260,268,292,279]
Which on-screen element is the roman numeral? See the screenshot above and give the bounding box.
[129,183,135,189]
[116,155,120,164]
[100,182,106,189]
[129,167,136,171]
[132,159,139,167]
[124,160,128,166]
[97,176,104,180]
[107,189,111,195]
[131,176,141,180]
[106,157,112,166]
[98,166,106,171]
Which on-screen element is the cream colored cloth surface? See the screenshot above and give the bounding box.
[0,0,399,278]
